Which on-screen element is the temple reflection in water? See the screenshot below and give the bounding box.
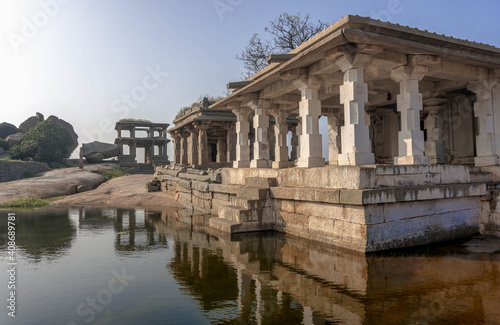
[4,207,497,324]
[70,206,498,325]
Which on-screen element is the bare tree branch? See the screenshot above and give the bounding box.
[236,13,330,76]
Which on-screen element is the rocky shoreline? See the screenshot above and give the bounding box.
[0,164,182,210]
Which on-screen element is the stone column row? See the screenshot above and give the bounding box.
[230,53,500,168]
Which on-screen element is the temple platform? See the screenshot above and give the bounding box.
[153,164,500,253]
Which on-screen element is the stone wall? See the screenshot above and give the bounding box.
[155,164,495,253]
[0,161,50,183]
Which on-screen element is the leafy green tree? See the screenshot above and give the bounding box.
[237,13,329,76]
[9,120,73,163]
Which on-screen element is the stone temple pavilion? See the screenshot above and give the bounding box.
[168,98,299,168]
[154,15,500,252]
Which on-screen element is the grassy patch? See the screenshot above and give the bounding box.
[119,118,152,123]
[0,197,50,208]
[46,196,66,203]
[101,167,129,181]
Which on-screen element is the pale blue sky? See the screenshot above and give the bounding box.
[1,0,499,157]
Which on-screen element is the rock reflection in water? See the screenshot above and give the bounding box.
[0,208,76,261]
[146,208,500,325]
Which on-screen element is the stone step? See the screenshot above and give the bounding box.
[244,177,277,188]
[237,187,269,200]
[220,205,252,223]
[208,217,241,233]
[232,197,266,210]
[470,171,493,183]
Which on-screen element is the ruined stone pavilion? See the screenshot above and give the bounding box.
[115,121,170,172]
[154,15,500,252]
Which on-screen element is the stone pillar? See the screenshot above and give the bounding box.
[293,76,325,168]
[295,122,301,161]
[180,131,188,165]
[117,125,122,138]
[130,141,137,157]
[226,124,236,163]
[269,110,289,168]
[163,141,168,159]
[188,129,198,166]
[290,126,298,161]
[325,112,341,165]
[424,97,447,164]
[468,77,499,166]
[79,147,84,169]
[335,53,374,166]
[216,138,227,163]
[197,124,210,167]
[232,107,252,168]
[268,124,275,161]
[248,99,272,168]
[173,134,181,164]
[391,64,429,165]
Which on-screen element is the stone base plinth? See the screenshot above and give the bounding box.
[233,160,250,168]
[394,155,429,165]
[338,153,374,166]
[474,155,498,167]
[272,161,294,169]
[250,159,272,168]
[297,157,325,168]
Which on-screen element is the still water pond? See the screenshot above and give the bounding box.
[0,207,499,325]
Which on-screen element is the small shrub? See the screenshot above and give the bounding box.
[101,167,129,181]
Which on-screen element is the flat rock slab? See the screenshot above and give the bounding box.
[0,167,107,204]
[51,174,184,209]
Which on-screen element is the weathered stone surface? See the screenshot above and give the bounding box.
[209,183,241,194]
[237,187,269,200]
[211,199,231,214]
[222,168,279,185]
[192,195,211,213]
[0,123,20,139]
[83,141,120,163]
[46,115,79,154]
[0,161,50,183]
[213,192,230,202]
[186,168,207,175]
[270,187,340,204]
[366,209,479,252]
[339,183,487,205]
[5,132,23,148]
[18,116,40,133]
[177,172,211,182]
[232,197,265,210]
[85,152,104,163]
[191,180,209,193]
[245,177,277,188]
[192,189,212,200]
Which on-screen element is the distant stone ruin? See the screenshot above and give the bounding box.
[115,121,170,173]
